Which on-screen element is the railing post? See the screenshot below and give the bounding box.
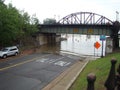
[116,64,120,90]
[104,58,117,90]
[87,73,96,90]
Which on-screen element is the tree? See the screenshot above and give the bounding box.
[0,3,24,46]
[43,18,57,24]
[17,10,39,46]
[0,0,5,4]
[0,2,11,46]
[0,2,39,47]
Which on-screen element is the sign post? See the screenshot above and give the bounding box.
[100,35,106,58]
[101,41,104,58]
[94,41,101,57]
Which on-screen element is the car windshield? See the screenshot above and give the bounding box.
[1,48,9,52]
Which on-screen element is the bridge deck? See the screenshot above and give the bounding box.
[38,24,113,36]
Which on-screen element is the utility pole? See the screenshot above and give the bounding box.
[116,11,119,21]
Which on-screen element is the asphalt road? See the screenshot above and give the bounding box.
[0,53,82,90]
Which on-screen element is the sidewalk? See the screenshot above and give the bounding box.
[42,57,90,90]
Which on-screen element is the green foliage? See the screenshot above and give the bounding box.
[69,53,120,90]
[0,2,39,47]
[0,0,4,4]
[20,11,38,35]
[43,18,57,24]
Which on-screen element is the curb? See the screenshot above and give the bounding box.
[66,60,89,90]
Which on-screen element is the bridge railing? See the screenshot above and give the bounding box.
[87,58,120,90]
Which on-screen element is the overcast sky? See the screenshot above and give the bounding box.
[5,0,120,23]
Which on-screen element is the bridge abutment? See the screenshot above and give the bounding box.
[111,21,120,49]
[46,33,56,45]
[36,33,60,46]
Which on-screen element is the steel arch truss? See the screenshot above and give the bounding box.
[58,12,113,25]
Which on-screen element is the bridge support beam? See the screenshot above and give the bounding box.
[36,33,60,46]
[112,35,119,49]
[46,33,56,45]
[111,21,120,49]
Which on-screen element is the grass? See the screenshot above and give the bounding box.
[69,52,120,90]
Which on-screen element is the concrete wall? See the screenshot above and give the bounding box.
[36,34,47,45]
[105,37,113,53]
[36,34,60,45]
[56,35,61,42]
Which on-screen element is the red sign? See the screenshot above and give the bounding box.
[94,41,101,49]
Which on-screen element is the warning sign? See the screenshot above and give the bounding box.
[94,41,101,49]
[87,29,93,34]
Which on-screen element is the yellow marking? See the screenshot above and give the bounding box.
[0,55,49,71]
[73,28,79,33]
[87,29,93,34]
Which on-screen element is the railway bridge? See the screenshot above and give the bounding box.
[38,12,120,49]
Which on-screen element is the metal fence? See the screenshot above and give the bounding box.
[87,58,120,90]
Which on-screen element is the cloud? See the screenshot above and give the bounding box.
[5,0,120,22]
[110,0,120,3]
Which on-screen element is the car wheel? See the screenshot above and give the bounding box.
[14,52,18,56]
[3,55,7,59]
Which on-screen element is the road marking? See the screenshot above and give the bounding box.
[36,57,65,64]
[0,54,50,71]
[35,57,71,67]
[54,61,71,66]
[36,58,49,63]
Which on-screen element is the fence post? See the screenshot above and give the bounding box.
[87,73,96,90]
[104,58,117,90]
[116,64,120,90]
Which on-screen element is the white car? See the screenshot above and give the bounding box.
[0,46,19,59]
